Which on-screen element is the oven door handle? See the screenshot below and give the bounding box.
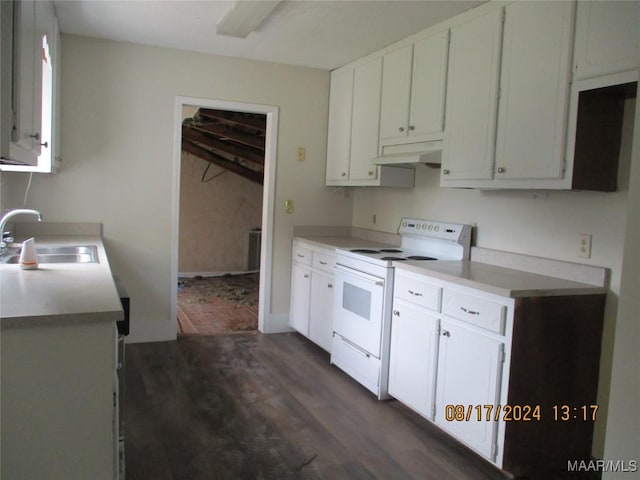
[335,264,385,286]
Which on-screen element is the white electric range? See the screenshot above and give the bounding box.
[330,218,472,399]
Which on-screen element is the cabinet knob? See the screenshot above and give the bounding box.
[29,133,41,140]
[442,169,450,175]
[393,310,400,316]
[368,171,374,176]
[398,127,405,132]
[442,330,451,337]
[341,172,347,177]
[328,283,333,288]
[408,125,415,131]
[497,167,505,174]
[303,274,309,279]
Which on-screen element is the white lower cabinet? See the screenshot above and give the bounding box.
[289,240,335,352]
[309,269,334,352]
[389,267,606,478]
[289,261,311,336]
[434,319,504,460]
[388,299,439,420]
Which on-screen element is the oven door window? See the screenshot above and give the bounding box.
[343,282,372,320]
[334,269,385,358]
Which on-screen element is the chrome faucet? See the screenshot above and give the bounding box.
[0,209,43,251]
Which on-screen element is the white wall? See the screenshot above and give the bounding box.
[602,89,640,480]
[352,98,637,459]
[1,34,353,342]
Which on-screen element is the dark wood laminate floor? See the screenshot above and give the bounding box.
[123,332,582,480]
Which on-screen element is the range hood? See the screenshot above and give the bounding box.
[373,141,442,167]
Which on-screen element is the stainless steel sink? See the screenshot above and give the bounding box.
[1,245,99,264]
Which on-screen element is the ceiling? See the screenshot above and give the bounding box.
[52,0,484,70]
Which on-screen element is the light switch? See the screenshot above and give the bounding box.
[284,199,294,214]
[296,147,305,161]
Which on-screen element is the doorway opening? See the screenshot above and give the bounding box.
[177,105,265,335]
[171,97,279,338]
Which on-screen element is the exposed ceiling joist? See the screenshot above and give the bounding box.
[182,125,264,166]
[192,122,265,151]
[196,109,267,133]
[182,140,263,185]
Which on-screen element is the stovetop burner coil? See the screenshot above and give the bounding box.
[407,255,438,261]
[379,248,403,253]
[350,249,379,254]
[380,256,407,261]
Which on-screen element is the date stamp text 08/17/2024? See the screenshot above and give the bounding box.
[444,404,599,422]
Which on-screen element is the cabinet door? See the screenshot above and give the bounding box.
[326,68,354,183]
[408,30,449,141]
[574,1,640,80]
[379,45,412,144]
[494,1,573,182]
[11,0,42,162]
[289,262,311,336]
[388,299,439,420]
[441,8,503,183]
[435,320,503,460]
[349,57,383,181]
[309,269,334,352]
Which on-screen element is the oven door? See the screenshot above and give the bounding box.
[333,264,385,358]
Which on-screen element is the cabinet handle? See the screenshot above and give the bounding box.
[497,167,505,174]
[398,127,405,132]
[460,306,480,316]
[442,330,451,337]
[393,310,400,316]
[303,274,309,278]
[319,260,327,265]
[442,169,450,175]
[408,125,415,131]
[296,253,305,258]
[408,289,423,297]
[328,283,333,288]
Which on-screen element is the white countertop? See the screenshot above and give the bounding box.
[0,235,124,328]
[295,235,399,251]
[293,235,606,298]
[394,260,606,298]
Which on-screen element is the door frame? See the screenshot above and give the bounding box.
[171,96,279,334]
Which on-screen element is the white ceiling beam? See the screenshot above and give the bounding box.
[216,1,282,38]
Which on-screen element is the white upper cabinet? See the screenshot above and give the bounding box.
[441,7,503,183]
[325,68,354,183]
[11,0,42,163]
[379,29,449,148]
[573,0,640,81]
[349,57,383,182]
[442,2,575,189]
[494,1,574,184]
[2,0,59,171]
[326,57,414,188]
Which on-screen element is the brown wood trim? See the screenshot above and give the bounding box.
[196,108,266,132]
[182,125,265,166]
[191,123,265,151]
[182,140,263,185]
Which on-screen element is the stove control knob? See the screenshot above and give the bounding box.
[393,310,400,316]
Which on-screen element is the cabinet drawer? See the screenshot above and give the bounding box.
[442,289,506,334]
[312,251,336,272]
[292,244,312,266]
[394,273,442,311]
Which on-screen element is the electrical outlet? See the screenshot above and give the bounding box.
[578,233,592,259]
[284,199,294,214]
